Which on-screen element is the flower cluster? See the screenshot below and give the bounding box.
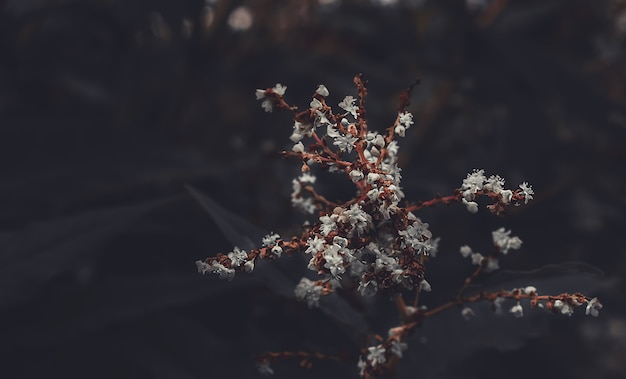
[195,75,601,378]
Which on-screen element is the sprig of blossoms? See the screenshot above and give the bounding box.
[195,76,601,378]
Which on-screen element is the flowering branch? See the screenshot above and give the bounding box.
[196,76,601,378]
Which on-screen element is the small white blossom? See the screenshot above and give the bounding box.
[260,99,273,113]
[294,277,323,308]
[350,169,364,182]
[500,189,513,203]
[316,84,329,97]
[333,133,358,152]
[310,98,323,110]
[461,307,475,320]
[493,297,505,314]
[585,297,602,317]
[366,345,386,367]
[199,261,235,281]
[485,257,499,272]
[319,215,337,236]
[460,245,473,258]
[323,244,345,278]
[339,96,359,119]
[492,227,522,254]
[243,259,255,272]
[390,340,408,358]
[523,286,537,295]
[462,198,479,213]
[271,83,286,96]
[195,260,211,274]
[554,300,574,316]
[510,302,524,318]
[398,112,414,128]
[305,236,326,254]
[298,173,316,184]
[262,233,281,247]
[271,245,283,257]
[256,360,274,375]
[228,247,247,267]
[394,124,406,137]
[292,141,305,153]
[519,182,534,204]
[484,174,505,193]
[357,357,367,377]
[419,279,432,292]
[471,252,484,265]
[462,169,486,200]
[255,84,286,113]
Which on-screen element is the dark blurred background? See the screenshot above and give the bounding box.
[0,0,625,378]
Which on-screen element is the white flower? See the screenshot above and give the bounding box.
[357,357,367,377]
[471,252,484,265]
[294,277,323,308]
[310,98,323,110]
[500,189,513,203]
[262,233,281,247]
[243,259,255,272]
[350,169,364,182]
[484,174,505,193]
[398,112,414,128]
[323,244,345,278]
[298,173,316,184]
[271,245,283,257]
[333,133,358,152]
[493,297,505,314]
[461,307,475,320]
[390,340,408,358]
[585,297,602,317]
[316,84,329,97]
[462,198,479,213]
[195,260,211,274]
[306,236,326,254]
[366,345,386,367]
[519,182,534,204]
[319,215,337,236]
[510,302,524,318]
[272,83,286,95]
[523,286,537,295]
[228,247,247,267]
[394,124,406,137]
[339,96,359,119]
[255,84,286,113]
[461,169,486,200]
[553,300,574,316]
[292,141,305,153]
[260,99,273,113]
[200,261,235,281]
[460,245,473,258]
[256,360,274,375]
[485,257,499,272]
[492,227,522,254]
[419,279,432,292]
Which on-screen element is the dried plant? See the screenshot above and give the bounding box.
[196,74,602,378]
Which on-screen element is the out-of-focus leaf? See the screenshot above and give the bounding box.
[4,273,255,348]
[0,198,174,309]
